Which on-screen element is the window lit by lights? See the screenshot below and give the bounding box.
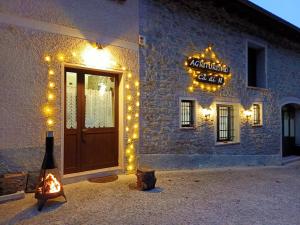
[180,100,195,128]
[66,72,77,129]
[217,105,234,142]
[253,103,262,126]
[85,74,115,128]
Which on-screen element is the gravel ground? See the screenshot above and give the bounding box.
[1,162,300,225]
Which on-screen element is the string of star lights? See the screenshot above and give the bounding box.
[185,45,232,92]
[42,43,139,174]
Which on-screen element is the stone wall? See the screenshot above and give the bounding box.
[138,0,300,168]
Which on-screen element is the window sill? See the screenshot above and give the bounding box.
[247,86,269,91]
[180,127,196,130]
[215,141,240,146]
[252,124,263,127]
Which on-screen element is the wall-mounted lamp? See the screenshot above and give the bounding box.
[244,110,252,120]
[202,108,212,120]
[82,42,115,69]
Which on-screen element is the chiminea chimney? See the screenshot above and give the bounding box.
[35,131,66,211]
[42,131,55,169]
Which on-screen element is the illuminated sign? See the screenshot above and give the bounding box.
[185,45,232,92]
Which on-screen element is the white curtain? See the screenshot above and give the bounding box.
[66,86,77,129]
[85,89,113,128]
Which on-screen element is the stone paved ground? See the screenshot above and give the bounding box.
[1,162,300,225]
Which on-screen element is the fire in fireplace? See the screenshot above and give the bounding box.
[35,131,66,211]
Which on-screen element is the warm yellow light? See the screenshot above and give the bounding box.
[48,70,54,75]
[126,148,132,155]
[184,61,188,66]
[127,165,134,171]
[44,56,51,62]
[136,101,140,107]
[135,113,139,118]
[82,45,114,69]
[128,73,132,78]
[71,52,77,57]
[127,95,132,101]
[188,69,193,73]
[125,84,130,89]
[127,138,132,143]
[128,106,132,111]
[48,93,55,101]
[128,155,135,163]
[244,110,252,118]
[43,106,53,116]
[188,86,194,92]
[47,118,54,126]
[122,66,127,71]
[202,108,212,119]
[133,133,138,139]
[127,115,132,120]
[134,81,139,87]
[211,53,216,58]
[137,92,140,96]
[49,82,55,88]
[201,53,205,58]
[58,54,64,61]
[212,87,217,91]
[134,123,138,129]
[125,126,129,132]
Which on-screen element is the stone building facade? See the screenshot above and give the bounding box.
[0,0,300,179]
[138,0,300,168]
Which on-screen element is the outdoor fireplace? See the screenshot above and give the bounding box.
[35,131,66,211]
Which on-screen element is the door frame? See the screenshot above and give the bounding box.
[279,97,300,159]
[60,63,125,177]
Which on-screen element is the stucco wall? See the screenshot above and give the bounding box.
[0,0,138,43]
[139,0,300,168]
[0,1,139,173]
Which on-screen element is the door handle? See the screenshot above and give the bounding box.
[81,129,88,142]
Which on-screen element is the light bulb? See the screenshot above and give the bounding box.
[47,118,54,126]
[45,56,51,62]
[48,93,55,101]
[49,82,55,88]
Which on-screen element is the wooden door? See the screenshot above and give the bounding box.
[282,105,295,157]
[64,67,119,174]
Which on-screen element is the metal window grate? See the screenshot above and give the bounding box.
[253,104,261,125]
[217,105,234,142]
[181,100,194,127]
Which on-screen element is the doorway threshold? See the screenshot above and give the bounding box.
[282,155,300,165]
[62,166,123,185]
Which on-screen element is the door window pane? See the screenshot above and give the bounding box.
[66,72,77,129]
[284,111,289,137]
[290,116,295,137]
[85,74,115,128]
